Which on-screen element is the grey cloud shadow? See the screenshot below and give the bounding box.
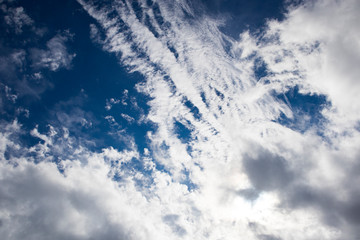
[236,188,260,201]
[0,163,132,240]
[242,144,360,239]
[242,146,295,191]
[162,214,187,237]
[248,221,283,240]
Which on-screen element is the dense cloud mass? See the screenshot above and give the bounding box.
[1,0,360,239]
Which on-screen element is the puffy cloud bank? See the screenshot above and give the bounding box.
[1,0,360,239]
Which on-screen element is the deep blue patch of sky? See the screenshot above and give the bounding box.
[1,0,153,153]
[274,86,330,133]
[199,0,286,38]
[174,120,192,144]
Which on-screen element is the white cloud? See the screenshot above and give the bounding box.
[1,0,360,239]
[73,0,360,238]
[259,0,360,128]
[1,5,33,34]
[31,31,76,71]
[121,113,135,123]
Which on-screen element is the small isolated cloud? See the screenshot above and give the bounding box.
[89,23,104,45]
[105,90,129,110]
[50,91,95,133]
[121,113,135,124]
[31,31,76,71]
[105,98,121,110]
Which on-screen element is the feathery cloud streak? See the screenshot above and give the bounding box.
[1,0,360,239]
[76,0,360,238]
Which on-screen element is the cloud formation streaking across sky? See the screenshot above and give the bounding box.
[1,0,360,239]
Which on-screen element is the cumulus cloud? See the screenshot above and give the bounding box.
[0,121,142,240]
[0,121,203,240]
[1,0,360,239]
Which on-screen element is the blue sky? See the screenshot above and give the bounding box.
[1,0,360,239]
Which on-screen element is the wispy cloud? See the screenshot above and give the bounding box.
[75,0,360,238]
[1,0,360,239]
[1,4,33,34]
[0,1,76,101]
[30,31,76,71]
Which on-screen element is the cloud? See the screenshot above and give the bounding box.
[73,0,360,238]
[242,146,294,191]
[1,5,33,34]
[162,214,187,237]
[30,31,76,71]
[0,121,203,240]
[259,0,360,127]
[0,150,139,240]
[0,2,76,102]
[1,0,360,239]
[51,91,95,130]
[105,97,122,110]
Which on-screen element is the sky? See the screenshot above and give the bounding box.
[1,0,360,239]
